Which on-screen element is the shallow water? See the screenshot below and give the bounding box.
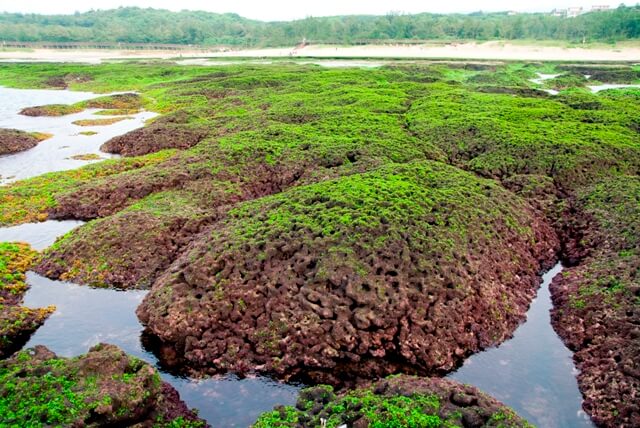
[529,73,560,95]
[0,86,156,184]
[588,83,640,93]
[530,73,560,85]
[0,219,300,426]
[0,220,84,250]
[449,263,594,428]
[22,272,301,427]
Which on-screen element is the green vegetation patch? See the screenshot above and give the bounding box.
[0,242,37,301]
[73,117,132,127]
[254,375,532,427]
[0,344,205,426]
[0,242,55,358]
[407,80,640,189]
[19,103,84,117]
[0,149,176,226]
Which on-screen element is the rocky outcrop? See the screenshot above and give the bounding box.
[254,375,531,427]
[39,159,306,289]
[19,104,84,117]
[101,111,210,156]
[0,128,46,155]
[0,242,54,358]
[0,344,207,427]
[550,175,640,427]
[137,161,558,384]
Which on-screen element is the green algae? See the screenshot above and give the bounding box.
[0,242,37,299]
[253,376,532,428]
[0,344,204,427]
[0,60,637,424]
[0,243,54,358]
[0,149,176,226]
[225,160,534,264]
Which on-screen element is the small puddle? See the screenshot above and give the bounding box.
[530,73,560,85]
[0,220,84,250]
[449,263,594,428]
[529,73,560,95]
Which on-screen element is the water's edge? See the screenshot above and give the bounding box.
[449,263,593,428]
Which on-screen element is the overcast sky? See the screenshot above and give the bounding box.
[0,1,624,21]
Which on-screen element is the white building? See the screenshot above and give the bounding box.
[591,5,611,11]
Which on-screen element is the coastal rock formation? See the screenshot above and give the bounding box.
[20,104,84,117]
[253,375,532,427]
[38,158,305,289]
[19,93,142,117]
[101,111,210,156]
[0,242,53,358]
[138,161,558,383]
[551,176,640,427]
[0,344,207,427]
[0,128,47,155]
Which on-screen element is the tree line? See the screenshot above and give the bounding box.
[0,6,638,47]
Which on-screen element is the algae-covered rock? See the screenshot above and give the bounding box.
[253,375,532,427]
[0,344,207,427]
[0,242,54,358]
[551,175,640,427]
[20,104,84,117]
[138,160,558,383]
[101,111,209,156]
[0,128,48,155]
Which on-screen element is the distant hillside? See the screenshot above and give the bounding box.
[0,6,639,47]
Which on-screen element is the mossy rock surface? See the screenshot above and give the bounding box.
[550,175,640,427]
[0,343,207,427]
[254,375,532,428]
[101,111,210,156]
[406,82,640,190]
[0,242,54,359]
[0,128,44,155]
[137,160,558,383]
[19,104,84,117]
[1,62,639,424]
[0,149,175,226]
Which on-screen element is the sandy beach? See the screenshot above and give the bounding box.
[1,41,639,63]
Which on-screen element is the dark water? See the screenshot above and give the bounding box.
[449,264,594,428]
[22,272,301,427]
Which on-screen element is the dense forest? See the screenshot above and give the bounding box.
[0,6,639,47]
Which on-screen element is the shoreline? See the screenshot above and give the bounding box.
[1,41,639,63]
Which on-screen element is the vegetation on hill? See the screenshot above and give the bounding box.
[0,5,639,46]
